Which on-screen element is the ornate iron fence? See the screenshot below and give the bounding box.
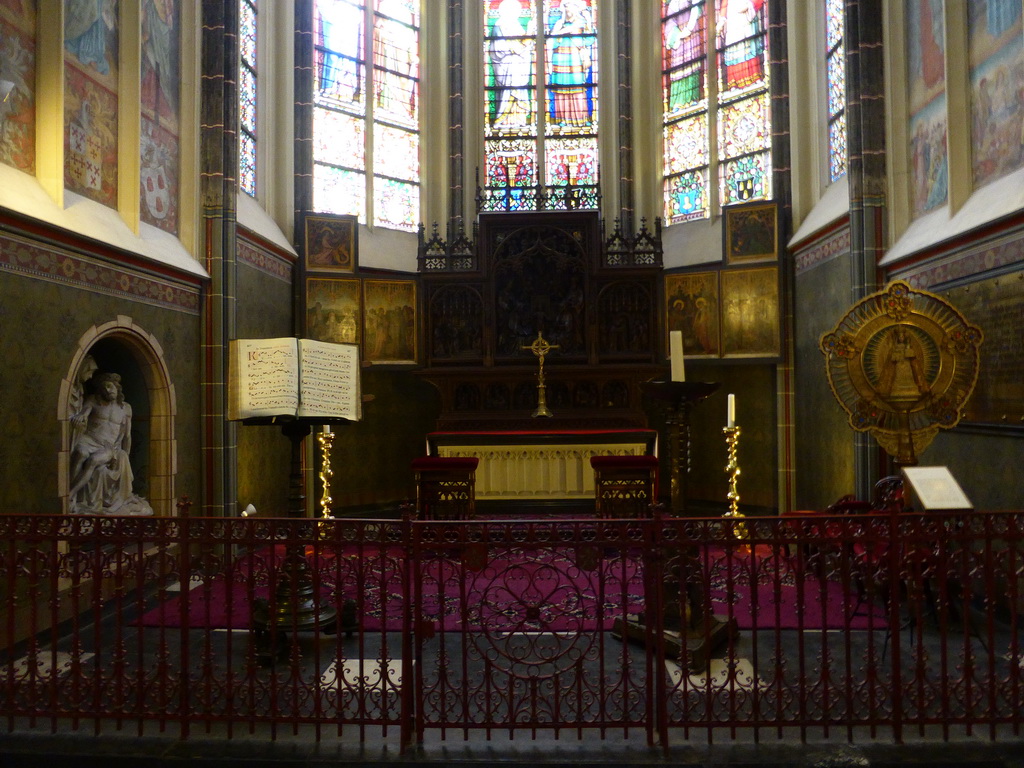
[1,512,1021,748]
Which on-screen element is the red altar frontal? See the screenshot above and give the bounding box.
[426,429,658,501]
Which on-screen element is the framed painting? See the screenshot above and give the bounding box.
[304,213,357,273]
[363,279,418,364]
[723,201,778,264]
[664,271,720,358]
[305,277,362,346]
[721,266,780,359]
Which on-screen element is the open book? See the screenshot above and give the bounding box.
[228,338,362,422]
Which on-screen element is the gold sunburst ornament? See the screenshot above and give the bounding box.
[820,281,983,466]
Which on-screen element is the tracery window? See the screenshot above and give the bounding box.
[481,0,599,213]
[312,0,420,232]
[825,0,846,182]
[239,0,258,196]
[661,0,771,224]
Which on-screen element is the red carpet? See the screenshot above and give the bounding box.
[136,544,885,632]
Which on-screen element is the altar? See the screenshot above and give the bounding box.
[427,429,658,501]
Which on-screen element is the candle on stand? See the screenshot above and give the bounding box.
[670,330,686,382]
[727,393,736,428]
[323,424,332,435]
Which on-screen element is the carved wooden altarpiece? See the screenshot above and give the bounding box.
[418,212,665,430]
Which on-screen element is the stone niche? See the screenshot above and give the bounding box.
[60,318,176,516]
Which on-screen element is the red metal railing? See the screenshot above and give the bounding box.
[1,512,1021,748]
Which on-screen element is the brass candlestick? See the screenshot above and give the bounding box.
[722,425,747,539]
[318,427,335,519]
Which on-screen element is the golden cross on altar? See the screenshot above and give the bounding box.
[521,332,558,418]
[521,331,559,365]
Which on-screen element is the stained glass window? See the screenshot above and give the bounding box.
[482,0,599,213]
[313,0,420,231]
[661,0,771,224]
[239,0,258,196]
[825,0,846,182]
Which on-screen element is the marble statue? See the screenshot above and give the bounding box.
[68,369,153,516]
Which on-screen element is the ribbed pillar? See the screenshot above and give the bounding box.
[616,0,633,233]
[846,0,887,499]
[768,0,795,512]
[448,0,465,232]
[200,1,240,517]
[294,0,315,220]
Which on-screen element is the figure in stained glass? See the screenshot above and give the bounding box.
[374,5,418,124]
[545,0,595,128]
[664,0,703,112]
[489,0,535,129]
[318,1,363,104]
[718,0,765,91]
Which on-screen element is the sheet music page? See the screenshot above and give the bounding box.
[228,338,300,420]
[296,339,361,420]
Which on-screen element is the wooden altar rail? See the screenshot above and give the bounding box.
[1,512,1022,750]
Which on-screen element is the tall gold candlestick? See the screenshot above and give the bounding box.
[722,425,747,539]
[317,427,335,519]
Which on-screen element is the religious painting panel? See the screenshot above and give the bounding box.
[427,284,484,362]
[64,0,120,209]
[941,268,1024,427]
[664,271,720,358]
[306,277,361,347]
[0,0,37,173]
[363,278,417,364]
[721,266,779,359]
[967,1,1024,187]
[140,0,181,234]
[304,213,357,273]
[906,0,948,217]
[723,200,777,264]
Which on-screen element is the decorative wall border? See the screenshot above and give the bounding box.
[794,225,850,275]
[0,232,201,314]
[237,237,293,282]
[890,232,1024,290]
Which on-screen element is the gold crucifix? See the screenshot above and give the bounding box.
[521,331,559,418]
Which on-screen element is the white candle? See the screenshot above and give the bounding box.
[727,394,736,428]
[670,330,685,382]
[323,424,332,435]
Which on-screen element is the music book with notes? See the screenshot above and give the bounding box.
[228,337,362,422]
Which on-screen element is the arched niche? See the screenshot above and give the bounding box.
[59,317,176,516]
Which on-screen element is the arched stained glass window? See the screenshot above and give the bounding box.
[826,0,846,182]
[482,0,599,213]
[661,0,771,224]
[313,0,420,232]
[239,0,258,196]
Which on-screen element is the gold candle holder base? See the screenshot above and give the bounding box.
[318,427,335,520]
[722,425,748,541]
